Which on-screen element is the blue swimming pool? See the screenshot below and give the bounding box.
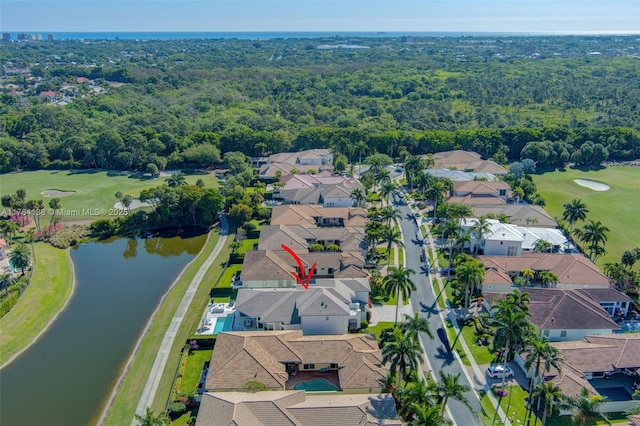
[214,316,233,334]
[293,378,338,392]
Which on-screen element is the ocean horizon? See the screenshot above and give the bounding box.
[4,30,633,41]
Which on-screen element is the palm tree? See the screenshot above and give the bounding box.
[0,273,13,295]
[401,312,434,343]
[356,140,368,177]
[381,327,423,390]
[431,371,472,417]
[426,178,452,222]
[531,381,564,426]
[134,408,169,426]
[563,387,610,426]
[562,199,589,236]
[455,259,485,316]
[380,205,402,226]
[383,265,416,325]
[409,402,450,426]
[381,226,404,267]
[0,220,19,245]
[575,220,610,261]
[121,194,133,214]
[351,188,365,207]
[441,221,461,278]
[492,306,533,388]
[397,372,434,419]
[404,155,425,189]
[115,191,123,206]
[534,239,553,253]
[380,181,398,205]
[525,335,563,396]
[166,173,187,188]
[538,271,559,288]
[470,215,492,254]
[48,197,62,231]
[512,187,525,204]
[9,243,31,275]
[521,268,535,286]
[505,288,531,315]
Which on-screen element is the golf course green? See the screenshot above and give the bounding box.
[533,166,640,267]
[1,170,219,222]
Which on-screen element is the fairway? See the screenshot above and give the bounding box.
[1,170,219,222]
[533,166,640,267]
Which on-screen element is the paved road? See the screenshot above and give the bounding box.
[395,198,482,426]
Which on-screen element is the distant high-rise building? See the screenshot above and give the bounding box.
[47,34,56,41]
[2,33,11,42]
[32,34,42,41]
[17,33,28,40]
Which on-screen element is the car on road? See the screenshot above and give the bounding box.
[486,365,515,379]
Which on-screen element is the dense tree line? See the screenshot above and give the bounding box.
[1,36,640,173]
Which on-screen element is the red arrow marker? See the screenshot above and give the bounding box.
[281,244,315,289]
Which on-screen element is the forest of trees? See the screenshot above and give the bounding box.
[1,35,639,173]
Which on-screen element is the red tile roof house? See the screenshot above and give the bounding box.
[428,150,508,175]
[515,334,640,415]
[477,253,610,293]
[39,90,56,100]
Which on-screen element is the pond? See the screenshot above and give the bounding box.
[0,228,207,426]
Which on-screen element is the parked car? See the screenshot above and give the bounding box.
[486,365,515,379]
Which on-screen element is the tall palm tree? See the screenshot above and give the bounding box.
[134,408,169,426]
[538,271,559,288]
[9,243,31,276]
[351,188,365,207]
[575,220,610,261]
[492,307,533,388]
[505,288,531,315]
[471,215,492,254]
[455,259,485,315]
[404,155,425,189]
[380,205,402,227]
[562,387,609,426]
[381,328,423,390]
[121,194,133,214]
[381,226,404,267]
[562,199,589,235]
[441,221,461,278]
[525,334,563,396]
[383,265,416,325]
[356,140,368,177]
[431,371,472,417]
[401,312,434,343]
[531,381,564,426]
[534,239,553,253]
[397,372,434,419]
[48,197,62,231]
[380,181,398,206]
[409,402,450,426]
[427,178,452,222]
[0,273,13,295]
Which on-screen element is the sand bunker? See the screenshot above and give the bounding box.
[574,179,610,191]
[113,199,151,210]
[41,189,76,197]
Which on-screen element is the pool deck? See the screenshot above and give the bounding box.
[286,370,341,391]
[196,303,235,335]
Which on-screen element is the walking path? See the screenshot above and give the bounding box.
[131,217,230,424]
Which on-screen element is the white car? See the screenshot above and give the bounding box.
[486,365,515,379]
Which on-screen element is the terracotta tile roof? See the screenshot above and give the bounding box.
[270,205,368,227]
[240,250,295,283]
[549,362,598,398]
[471,204,557,228]
[205,331,385,393]
[448,194,508,205]
[478,253,610,288]
[453,180,511,195]
[196,391,402,426]
[584,334,640,369]
[429,150,508,174]
[258,225,366,253]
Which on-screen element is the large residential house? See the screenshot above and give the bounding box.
[461,218,569,256]
[234,278,370,334]
[471,204,558,228]
[204,330,386,393]
[269,205,369,228]
[424,168,498,182]
[258,224,367,257]
[196,391,402,426]
[448,181,512,206]
[478,253,610,292]
[274,174,364,207]
[515,334,640,414]
[483,288,629,341]
[257,149,334,180]
[428,150,508,175]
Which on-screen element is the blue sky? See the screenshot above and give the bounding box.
[1,0,639,33]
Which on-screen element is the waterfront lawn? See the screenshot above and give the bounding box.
[533,166,640,267]
[104,227,229,426]
[0,170,219,222]
[217,264,242,288]
[175,349,213,397]
[0,243,72,366]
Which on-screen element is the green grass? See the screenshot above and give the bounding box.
[498,384,529,426]
[443,319,470,366]
[103,228,231,426]
[212,296,230,303]
[0,170,219,222]
[368,322,395,340]
[461,325,497,365]
[0,242,72,366]
[398,248,404,265]
[176,349,212,396]
[239,238,258,254]
[533,166,640,267]
[546,412,629,426]
[217,264,242,288]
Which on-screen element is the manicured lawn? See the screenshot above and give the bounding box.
[498,384,529,426]
[461,324,496,365]
[175,349,212,396]
[444,319,470,366]
[103,227,230,426]
[546,412,629,426]
[1,170,219,222]
[217,264,242,288]
[212,296,230,303]
[239,238,258,254]
[368,322,395,341]
[398,248,404,265]
[533,166,640,267]
[479,391,506,426]
[0,242,72,366]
